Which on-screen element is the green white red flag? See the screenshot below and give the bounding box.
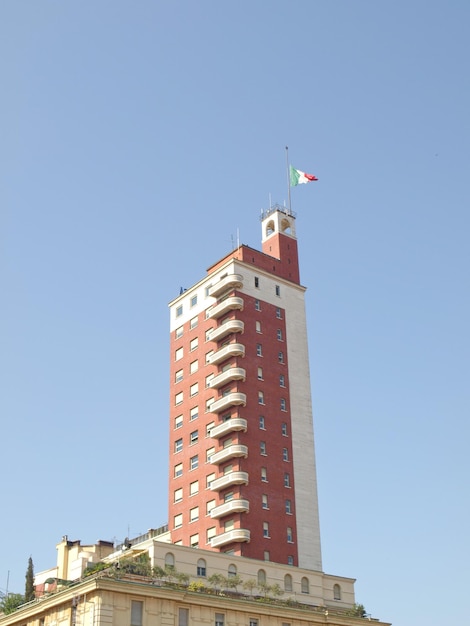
[290,165,318,186]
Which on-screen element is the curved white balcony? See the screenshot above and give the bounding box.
[210,418,247,439]
[210,499,250,519]
[208,297,244,320]
[211,528,251,548]
[211,392,246,414]
[208,274,243,298]
[210,319,245,343]
[211,471,249,492]
[209,343,245,366]
[211,444,248,465]
[209,367,246,389]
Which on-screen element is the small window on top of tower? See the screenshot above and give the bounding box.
[254,277,259,288]
[275,285,281,296]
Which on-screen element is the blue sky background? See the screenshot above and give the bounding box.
[1,2,469,625]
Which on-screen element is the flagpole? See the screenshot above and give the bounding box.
[285,146,292,214]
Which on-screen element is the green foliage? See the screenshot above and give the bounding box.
[0,594,25,615]
[118,553,151,576]
[83,562,111,577]
[207,573,225,592]
[346,603,367,617]
[187,581,205,593]
[225,574,242,592]
[25,557,35,602]
[242,579,257,596]
[269,583,284,598]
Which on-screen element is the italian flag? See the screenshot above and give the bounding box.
[290,165,318,186]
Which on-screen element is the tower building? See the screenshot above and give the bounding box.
[168,206,322,571]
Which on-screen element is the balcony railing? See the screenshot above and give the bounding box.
[209,367,246,389]
[211,471,249,492]
[210,499,250,519]
[208,297,244,320]
[209,319,245,343]
[208,343,245,365]
[210,418,248,439]
[211,444,248,465]
[210,392,246,414]
[211,528,251,548]
[208,274,243,298]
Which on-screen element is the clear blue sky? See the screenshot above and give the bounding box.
[1,2,469,625]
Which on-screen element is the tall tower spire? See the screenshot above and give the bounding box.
[167,206,321,570]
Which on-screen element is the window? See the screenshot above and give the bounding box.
[280,398,287,411]
[284,473,291,487]
[263,522,270,537]
[301,577,309,594]
[258,391,265,405]
[175,391,183,405]
[255,321,261,333]
[228,564,237,578]
[276,307,282,319]
[284,574,293,592]
[205,328,213,342]
[205,373,214,387]
[205,284,212,297]
[257,367,263,380]
[190,533,199,548]
[215,613,224,626]
[190,295,198,308]
[175,347,183,361]
[175,369,183,383]
[224,519,234,532]
[176,305,183,317]
[206,473,215,488]
[254,276,259,288]
[206,421,215,437]
[174,438,183,453]
[259,416,265,429]
[190,315,198,329]
[256,344,263,357]
[190,480,199,496]
[190,360,198,374]
[206,397,214,412]
[279,374,285,387]
[277,329,283,341]
[131,601,143,626]
[190,337,198,351]
[190,455,198,470]
[249,620,258,626]
[287,527,293,542]
[283,448,289,461]
[261,467,267,482]
[285,499,292,514]
[207,527,216,543]
[260,441,266,455]
[223,464,233,475]
[174,488,183,503]
[175,414,183,429]
[224,491,234,502]
[178,608,189,626]
[257,569,266,585]
[190,406,199,421]
[281,422,288,436]
[174,513,183,529]
[206,447,215,463]
[190,430,199,445]
[264,551,270,561]
[175,326,183,339]
[205,350,214,363]
[278,351,284,363]
[174,463,183,478]
[164,552,174,567]
[206,499,216,514]
[190,382,199,397]
[333,584,342,600]
[190,506,199,522]
[255,299,261,311]
[262,494,268,509]
[275,285,280,296]
[287,556,294,566]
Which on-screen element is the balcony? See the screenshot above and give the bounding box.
[210,418,247,439]
[211,471,249,492]
[210,392,246,414]
[208,297,244,320]
[211,444,248,465]
[209,319,245,343]
[209,367,246,389]
[208,274,243,298]
[211,528,251,548]
[209,343,245,365]
[210,499,250,519]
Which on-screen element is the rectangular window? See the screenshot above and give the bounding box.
[205,328,213,342]
[278,351,284,363]
[281,422,288,436]
[283,448,289,461]
[190,337,198,351]
[224,491,234,502]
[254,276,259,288]
[256,344,263,357]
[257,367,263,380]
[190,295,198,308]
[190,315,198,329]
[206,397,214,412]
[277,329,283,341]
[255,321,261,333]
[190,382,199,397]
[174,438,183,453]
[206,447,215,463]
[190,533,199,548]
[174,463,183,478]
[260,441,266,455]
[175,369,183,383]
[205,373,214,387]
[285,499,292,514]
[249,620,258,626]
[175,391,183,405]
[176,305,183,318]
[190,506,199,522]
[223,464,233,475]
[264,551,270,561]
[190,430,199,445]
[262,494,268,509]
[190,406,199,421]
[275,285,280,296]
[206,499,216,514]
[190,360,199,374]
[190,455,199,470]
[276,307,282,319]
[255,299,261,311]
[287,527,293,542]
[280,374,285,387]
[174,488,183,503]
[280,398,287,411]
[259,416,265,429]
[215,614,224,626]
[284,473,291,487]
[174,513,183,529]
[190,480,199,496]
[175,414,183,429]
[205,350,214,364]
[207,526,217,543]
[224,519,234,532]
[175,326,183,339]
[287,556,294,566]
[206,473,215,488]
[206,421,215,437]
[261,467,267,482]
[175,347,183,361]
[263,522,270,537]
[178,608,189,626]
[258,391,265,405]
[131,601,143,626]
